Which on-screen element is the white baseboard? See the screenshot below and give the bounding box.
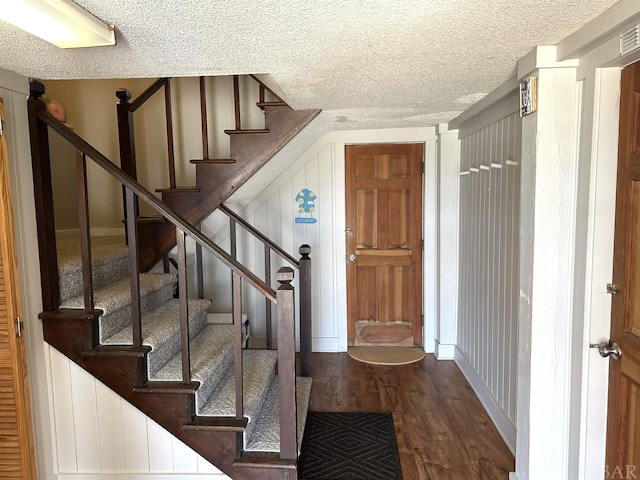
[56,474,229,479]
[312,337,339,352]
[55,228,124,238]
[89,228,125,236]
[247,336,339,352]
[454,347,516,455]
[55,228,80,239]
[435,342,455,359]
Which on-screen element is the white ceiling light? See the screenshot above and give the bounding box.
[0,0,115,48]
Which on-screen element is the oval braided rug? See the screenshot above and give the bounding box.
[347,347,425,365]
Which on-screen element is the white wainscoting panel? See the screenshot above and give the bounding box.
[457,109,520,452]
[202,143,338,350]
[48,348,229,477]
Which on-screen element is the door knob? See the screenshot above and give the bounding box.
[348,253,357,262]
[590,340,622,360]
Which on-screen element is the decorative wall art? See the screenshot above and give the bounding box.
[295,188,317,224]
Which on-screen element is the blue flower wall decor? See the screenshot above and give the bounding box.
[295,189,318,224]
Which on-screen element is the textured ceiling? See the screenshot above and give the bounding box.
[0,0,621,128]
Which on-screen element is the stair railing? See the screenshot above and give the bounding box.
[219,204,312,377]
[117,78,176,187]
[117,75,284,195]
[28,80,299,461]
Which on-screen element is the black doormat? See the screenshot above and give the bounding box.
[298,412,403,480]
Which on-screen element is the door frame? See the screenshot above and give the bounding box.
[330,128,438,353]
[577,60,640,477]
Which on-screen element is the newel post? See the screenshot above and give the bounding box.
[27,79,60,311]
[116,89,137,179]
[276,267,297,460]
[116,89,138,229]
[299,244,312,377]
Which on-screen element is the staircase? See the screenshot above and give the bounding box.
[43,235,311,479]
[27,76,319,479]
[115,76,321,271]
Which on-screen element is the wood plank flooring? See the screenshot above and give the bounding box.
[308,352,515,480]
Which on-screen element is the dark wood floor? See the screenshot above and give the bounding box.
[308,352,515,480]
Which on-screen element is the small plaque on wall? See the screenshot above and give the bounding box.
[295,189,318,224]
[520,76,537,117]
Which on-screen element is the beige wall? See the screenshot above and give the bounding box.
[43,76,267,229]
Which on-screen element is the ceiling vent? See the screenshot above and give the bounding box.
[621,25,640,56]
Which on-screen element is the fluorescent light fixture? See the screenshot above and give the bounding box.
[0,0,115,48]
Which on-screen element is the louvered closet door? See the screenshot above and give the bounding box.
[0,97,37,479]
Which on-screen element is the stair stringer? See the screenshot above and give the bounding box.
[136,105,321,271]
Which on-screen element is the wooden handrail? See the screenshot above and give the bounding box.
[219,203,312,377]
[219,204,299,267]
[35,106,276,303]
[249,74,284,103]
[119,77,177,194]
[129,77,168,112]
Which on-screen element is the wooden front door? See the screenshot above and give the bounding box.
[345,143,423,347]
[0,98,37,479]
[605,61,640,476]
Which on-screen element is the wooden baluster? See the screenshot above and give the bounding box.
[259,83,265,104]
[162,254,170,274]
[230,218,237,260]
[199,77,209,160]
[265,245,272,349]
[298,244,312,377]
[233,75,241,131]
[124,187,142,349]
[196,224,204,299]
[276,267,296,460]
[233,271,243,421]
[27,80,60,311]
[164,79,176,189]
[75,149,94,312]
[176,229,191,382]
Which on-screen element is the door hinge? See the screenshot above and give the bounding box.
[421,314,424,326]
[0,119,5,137]
[14,317,24,338]
[606,283,618,295]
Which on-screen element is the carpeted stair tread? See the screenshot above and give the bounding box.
[199,349,277,443]
[245,376,313,452]
[55,236,307,457]
[57,235,129,303]
[62,273,177,342]
[105,298,211,377]
[151,324,234,408]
